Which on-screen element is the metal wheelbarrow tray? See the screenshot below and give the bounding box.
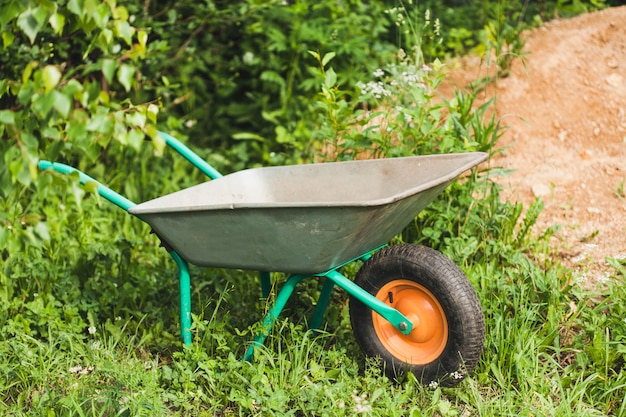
[39,131,487,387]
[129,152,485,274]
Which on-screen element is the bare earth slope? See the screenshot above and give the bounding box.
[446,6,626,282]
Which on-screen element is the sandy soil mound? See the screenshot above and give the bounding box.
[445,6,626,283]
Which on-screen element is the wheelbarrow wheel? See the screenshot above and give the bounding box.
[349,244,484,387]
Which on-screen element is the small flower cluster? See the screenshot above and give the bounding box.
[69,364,94,375]
[396,70,427,90]
[358,62,429,102]
[356,81,391,100]
[450,371,464,380]
[352,391,372,413]
[384,7,406,27]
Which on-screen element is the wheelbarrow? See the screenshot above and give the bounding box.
[39,131,487,386]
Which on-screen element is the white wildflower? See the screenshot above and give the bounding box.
[428,381,439,389]
[69,365,83,373]
[358,80,391,99]
[451,371,464,380]
[352,392,372,413]
[373,68,385,78]
[69,365,94,375]
[88,326,96,335]
[598,273,610,284]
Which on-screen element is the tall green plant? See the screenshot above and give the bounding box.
[0,1,162,194]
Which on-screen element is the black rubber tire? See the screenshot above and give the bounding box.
[349,244,485,387]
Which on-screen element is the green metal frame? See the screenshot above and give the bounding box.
[242,249,413,361]
[38,131,414,358]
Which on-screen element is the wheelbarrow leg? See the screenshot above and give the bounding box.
[310,252,373,331]
[259,271,272,299]
[243,274,309,361]
[309,278,335,331]
[169,251,192,346]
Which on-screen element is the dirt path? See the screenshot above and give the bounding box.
[443,6,626,283]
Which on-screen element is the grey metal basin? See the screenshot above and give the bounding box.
[129,152,487,273]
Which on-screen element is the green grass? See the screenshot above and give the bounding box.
[2,254,625,415]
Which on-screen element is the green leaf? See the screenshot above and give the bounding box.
[147,103,159,124]
[321,52,336,67]
[114,5,129,21]
[125,111,146,127]
[32,92,56,118]
[117,64,135,92]
[275,126,293,144]
[21,132,38,151]
[101,59,117,84]
[127,128,144,151]
[114,20,134,45]
[51,91,72,118]
[67,0,85,17]
[0,225,8,249]
[0,110,15,125]
[324,67,337,88]
[138,30,148,47]
[98,28,113,50]
[34,222,50,242]
[147,126,165,155]
[92,2,110,29]
[307,50,320,60]
[232,132,265,142]
[48,12,66,34]
[42,65,62,92]
[2,31,15,48]
[86,114,111,133]
[17,7,47,44]
[22,61,39,84]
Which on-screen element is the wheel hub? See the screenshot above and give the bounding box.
[372,279,448,365]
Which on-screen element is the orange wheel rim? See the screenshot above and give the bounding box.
[372,280,448,365]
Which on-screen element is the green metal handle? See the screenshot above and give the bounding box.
[157,131,223,180]
[38,160,136,212]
